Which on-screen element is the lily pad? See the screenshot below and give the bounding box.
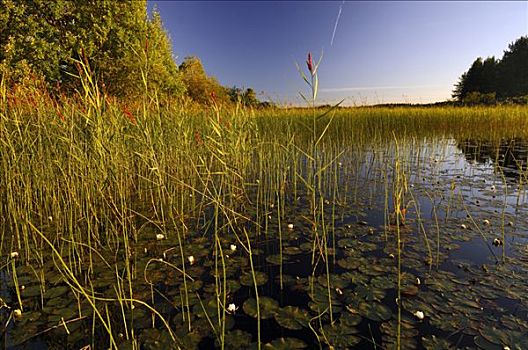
[243,297,279,319]
[263,337,307,349]
[274,306,310,330]
[240,271,268,286]
[357,301,392,322]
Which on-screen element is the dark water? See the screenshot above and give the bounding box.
[2,137,528,349]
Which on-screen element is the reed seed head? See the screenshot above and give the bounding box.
[306,52,313,74]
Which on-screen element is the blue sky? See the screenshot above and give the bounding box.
[148,1,528,105]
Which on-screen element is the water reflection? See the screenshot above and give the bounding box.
[457,138,528,180]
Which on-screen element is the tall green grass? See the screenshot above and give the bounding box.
[1,67,527,348]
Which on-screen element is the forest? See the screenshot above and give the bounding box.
[452,36,528,105]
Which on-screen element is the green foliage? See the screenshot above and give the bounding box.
[180,56,229,104]
[227,86,260,107]
[453,36,528,103]
[0,0,184,98]
[462,92,496,106]
[498,36,528,98]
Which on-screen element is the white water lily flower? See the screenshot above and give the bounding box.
[13,309,22,319]
[230,244,237,252]
[10,252,19,259]
[227,303,238,313]
[156,233,165,240]
[188,255,195,265]
[413,311,424,320]
[493,238,503,247]
[287,223,294,230]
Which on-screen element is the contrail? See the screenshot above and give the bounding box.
[331,1,345,46]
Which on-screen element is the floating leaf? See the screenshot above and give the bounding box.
[274,306,310,330]
[422,335,455,350]
[240,271,268,286]
[243,297,279,319]
[358,301,392,322]
[263,337,307,349]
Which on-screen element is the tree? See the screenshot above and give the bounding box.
[242,88,259,106]
[453,36,528,102]
[452,57,498,101]
[0,0,185,98]
[180,56,228,104]
[497,36,528,98]
[227,86,261,107]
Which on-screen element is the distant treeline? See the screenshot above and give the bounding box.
[0,1,268,107]
[452,36,528,105]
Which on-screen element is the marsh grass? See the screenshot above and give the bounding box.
[1,64,528,348]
